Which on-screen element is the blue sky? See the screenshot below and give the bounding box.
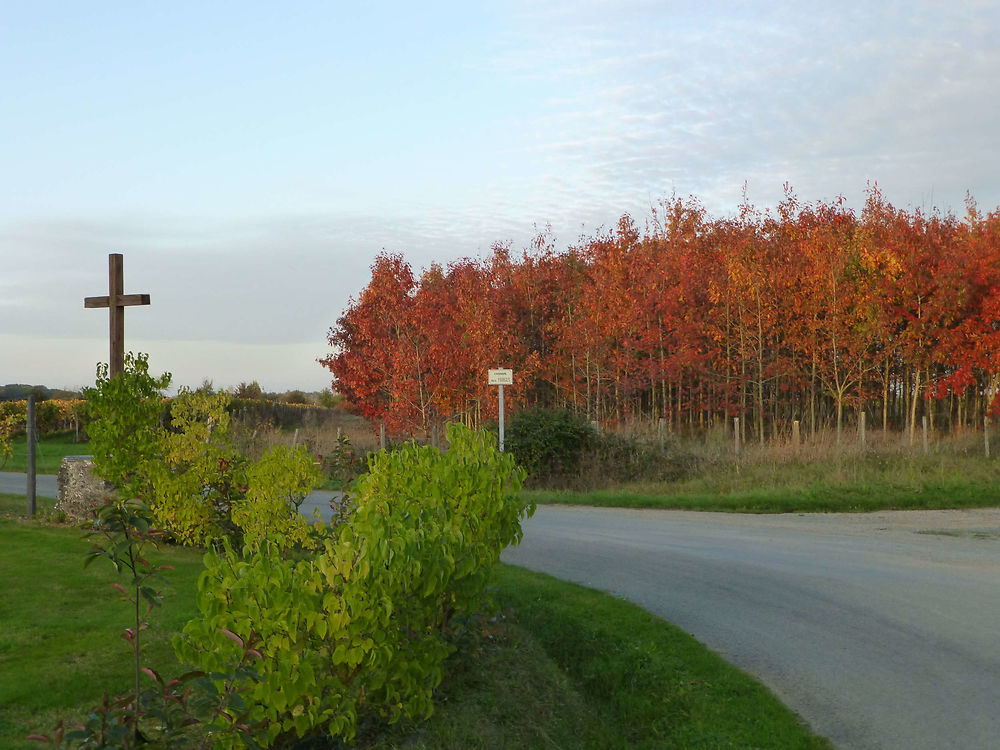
[2,1,998,392]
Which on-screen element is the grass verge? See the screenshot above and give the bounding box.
[527,451,1000,512]
[0,493,56,519]
[0,519,831,749]
[371,564,831,750]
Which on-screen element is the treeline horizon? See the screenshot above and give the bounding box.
[323,186,1000,443]
[0,384,83,402]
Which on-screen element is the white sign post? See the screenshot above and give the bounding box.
[488,368,513,451]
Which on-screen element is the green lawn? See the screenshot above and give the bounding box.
[0,516,204,748]
[0,515,831,749]
[3,432,89,474]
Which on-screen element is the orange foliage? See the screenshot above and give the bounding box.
[323,188,1000,440]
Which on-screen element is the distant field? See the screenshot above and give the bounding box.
[3,432,87,474]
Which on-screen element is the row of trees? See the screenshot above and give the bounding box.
[322,187,1000,443]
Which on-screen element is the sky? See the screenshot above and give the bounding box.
[2,1,998,393]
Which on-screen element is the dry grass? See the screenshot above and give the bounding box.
[232,408,379,461]
[526,424,1000,512]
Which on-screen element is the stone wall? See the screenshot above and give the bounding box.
[57,456,114,522]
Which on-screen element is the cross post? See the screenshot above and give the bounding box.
[84,253,150,377]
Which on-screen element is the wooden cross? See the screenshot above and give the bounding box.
[84,253,150,377]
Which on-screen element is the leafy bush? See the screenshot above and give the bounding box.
[583,431,693,486]
[147,389,321,548]
[174,424,532,747]
[504,408,696,489]
[233,380,263,400]
[235,443,322,551]
[317,391,343,409]
[505,409,597,484]
[61,357,535,748]
[320,430,361,487]
[0,412,15,467]
[83,353,172,500]
[83,354,321,549]
[146,390,244,544]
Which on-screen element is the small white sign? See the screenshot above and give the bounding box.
[488,368,513,385]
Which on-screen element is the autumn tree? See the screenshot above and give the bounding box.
[323,189,1000,443]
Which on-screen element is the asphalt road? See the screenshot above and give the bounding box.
[0,471,343,521]
[501,505,1000,750]
[0,471,57,498]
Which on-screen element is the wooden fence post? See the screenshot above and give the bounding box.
[734,417,741,456]
[380,422,386,451]
[986,416,991,458]
[26,395,36,519]
[792,420,800,452]
[859,412,866,452]
[921,416,929,455]
[658,417,666,451]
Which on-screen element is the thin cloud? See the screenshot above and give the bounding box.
[488,0,1000,215]
[2,1,996,390]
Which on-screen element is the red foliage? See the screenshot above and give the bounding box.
[323,189,1000,439]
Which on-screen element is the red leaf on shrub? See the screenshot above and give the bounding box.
[141,667,162,684]
[218,628,245,648]
[110,583,128,596]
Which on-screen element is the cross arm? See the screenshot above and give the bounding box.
[84,294,151,309]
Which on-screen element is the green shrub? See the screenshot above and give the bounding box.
[82,355,321,549]
[504,408,695,490]
[321,430,361,487]
[82,353,172,501]
[146,389,244,544]
[0,412,15,467]
[147,389,321,548]
[318,391,343,409]
[235,442,322,551]
[234,380,264,400]
[585,432,693,486]
[174,424,532,747]
[505,409,596,483]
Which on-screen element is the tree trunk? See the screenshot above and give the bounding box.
[881,358,890,433]
[810,352,817,437]
[908,368,921,446]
